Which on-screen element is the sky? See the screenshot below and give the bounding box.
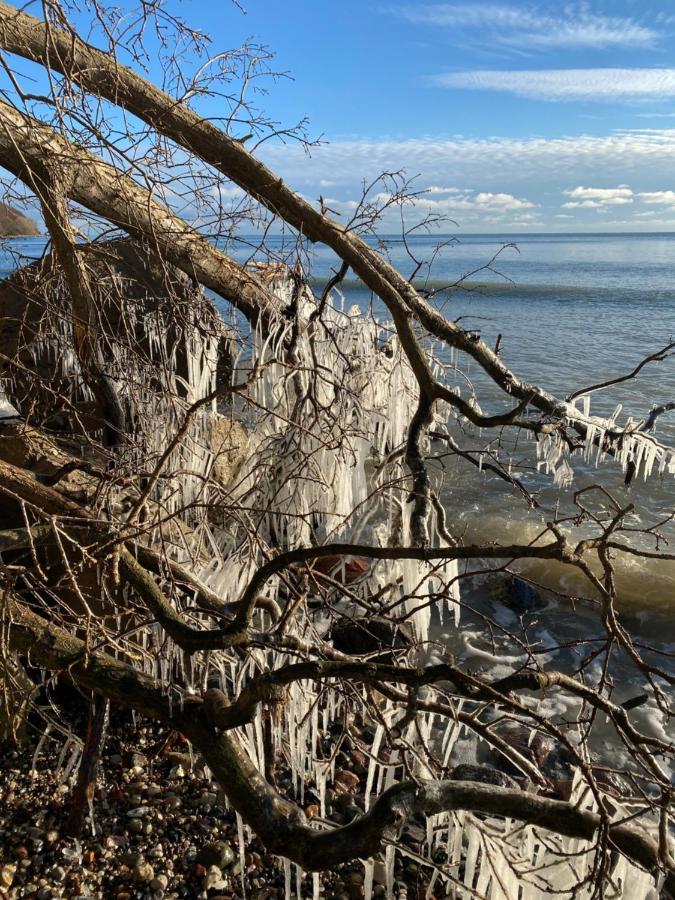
[185,0,675,233]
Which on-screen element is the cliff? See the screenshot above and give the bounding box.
[0,202,39,236]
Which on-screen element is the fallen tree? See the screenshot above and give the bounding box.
[0,2,672,896]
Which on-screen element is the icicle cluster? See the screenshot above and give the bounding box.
[534,394,675,486]
[5,258,663,898]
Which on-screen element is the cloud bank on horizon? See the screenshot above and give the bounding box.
[260,128,675,232]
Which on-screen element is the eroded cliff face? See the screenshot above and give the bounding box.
[0,202,39,236]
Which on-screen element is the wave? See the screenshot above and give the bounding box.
[308,276,675,301]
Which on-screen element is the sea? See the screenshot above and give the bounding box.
[3,231,674,762]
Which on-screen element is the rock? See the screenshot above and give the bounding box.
[0,864,16,887]
[126,806,152,818]
[208,415,249,489]
[203,865,229,891]
[310,555,370,584]
[150,874,168,892]
[132,860,155,883]
[330,617,413,658]
[334,769,360,794]
[372,860,387,884]
[487,573,546,614]
[196,840,235,869]
[49,865,66,882]
[199,791,218,809]
[0,203,39,237]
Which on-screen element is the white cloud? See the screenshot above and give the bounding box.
[563,198,633,208]
[426,185,464,194]
[395,4,657,50]
[638,190,675,204]
[565,186,633,201]
[389,188,536,216]
[474,191,535,210]
[562,185,634,208]
[433,69,675,102]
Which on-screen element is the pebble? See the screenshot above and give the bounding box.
[196,840,235,868]
[49,865,66,882]
[372,860,387,884]
[203,864,229,890]
[0,864,16,887]
[150,873,168,891]
[132,859,155,882]
[127,805,152,818]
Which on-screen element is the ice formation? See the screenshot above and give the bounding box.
[4,262,668,898]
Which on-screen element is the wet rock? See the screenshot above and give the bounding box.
[196,840,235,869]
[334,769,360,794]
[330,617,413,658]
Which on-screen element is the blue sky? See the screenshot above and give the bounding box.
[10,1,675,233]
[190,0,675,233]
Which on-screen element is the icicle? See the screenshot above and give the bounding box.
[364,724,384,811]
[283,858,292,898]
[385,843,395,898]
[363,859,374,900]
[236,813,247,899]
